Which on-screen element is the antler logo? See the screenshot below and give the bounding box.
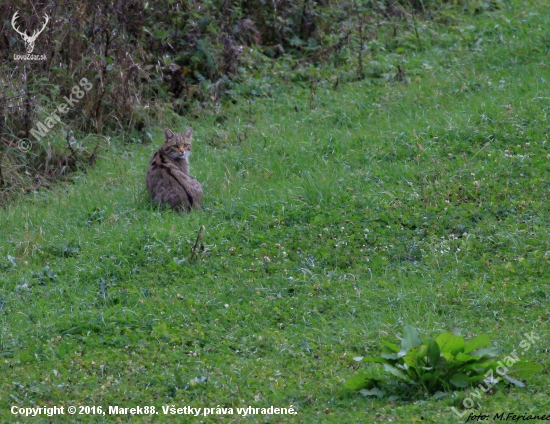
[11,11,49,54]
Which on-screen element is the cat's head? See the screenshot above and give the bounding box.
[161,127,193,160]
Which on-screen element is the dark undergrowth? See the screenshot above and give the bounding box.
[0,0,504,205]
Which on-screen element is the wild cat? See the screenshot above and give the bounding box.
[146,127,203,212]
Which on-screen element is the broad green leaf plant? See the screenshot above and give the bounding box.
[345,325,541,398]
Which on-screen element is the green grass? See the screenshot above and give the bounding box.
[1,1,549,422]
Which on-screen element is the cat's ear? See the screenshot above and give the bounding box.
[164,127,174,140]
[183,127,193,139]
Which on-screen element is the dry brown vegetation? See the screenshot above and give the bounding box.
[0,0,493,204]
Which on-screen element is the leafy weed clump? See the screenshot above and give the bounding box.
[346,325,542,399]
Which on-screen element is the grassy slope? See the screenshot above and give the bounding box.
[1,1,549,422]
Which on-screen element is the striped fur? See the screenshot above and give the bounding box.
[145,127,203,212]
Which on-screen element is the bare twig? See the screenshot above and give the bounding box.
[99,278,107,301]
[357,17,365,80]
[309,79,317,110]
[189,225,205,263]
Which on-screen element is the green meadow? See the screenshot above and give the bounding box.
[1,1,549,422]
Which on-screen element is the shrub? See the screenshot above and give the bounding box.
[345,325,542,398]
